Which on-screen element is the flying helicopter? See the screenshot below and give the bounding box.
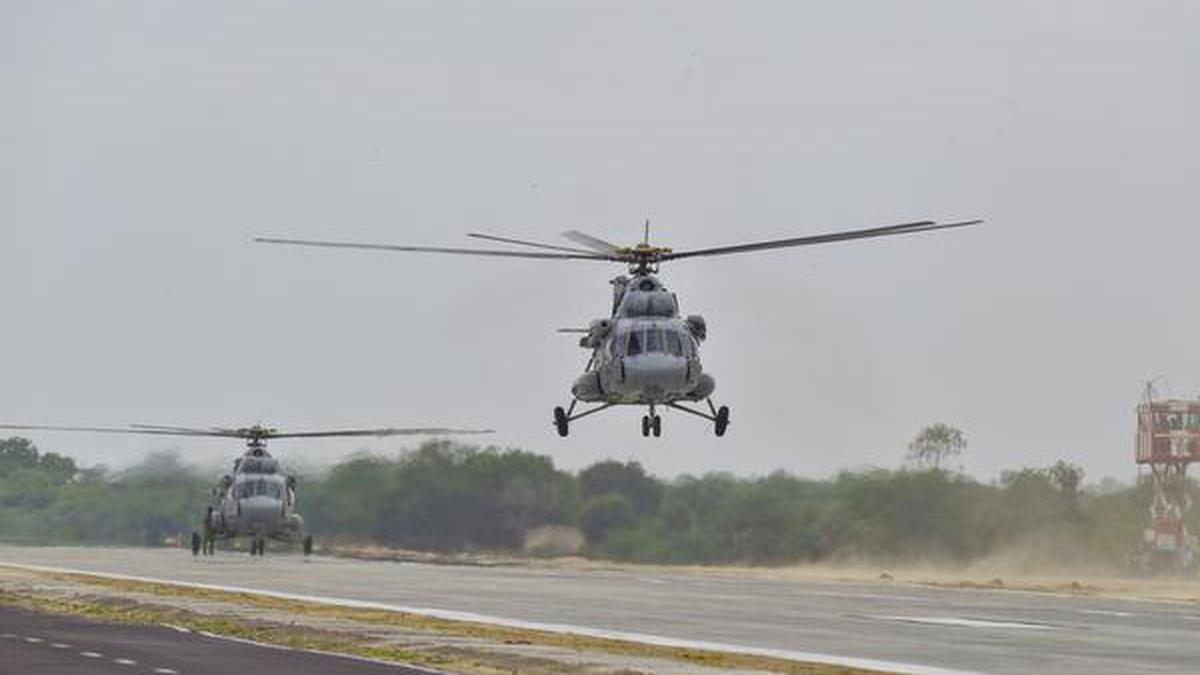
[0,422,492,556]
[256,219,981,437]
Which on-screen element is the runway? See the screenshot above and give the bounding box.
[0,603,425,675]
[1,545,1198,674]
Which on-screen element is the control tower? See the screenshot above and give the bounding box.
[1136,394,1200,572]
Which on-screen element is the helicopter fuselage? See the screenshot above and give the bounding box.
[205,449,304,545]
[570,273,715,406]
[572,317,713,405]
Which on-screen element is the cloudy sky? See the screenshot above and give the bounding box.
[3,1,1198,482]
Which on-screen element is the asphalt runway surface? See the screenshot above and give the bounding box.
[1,546,1197,674]
[0,603,425,675]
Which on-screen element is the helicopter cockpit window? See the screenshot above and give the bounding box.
[645,328,663,354]
[626,331,643,356]
[236,479,284,500]
[665,331,684,357]
[615,328,692,357]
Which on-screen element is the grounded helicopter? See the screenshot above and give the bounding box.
[0,422,491,556]
[256,219,980,437]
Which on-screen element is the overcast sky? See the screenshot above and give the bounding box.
[3,1,1198,482]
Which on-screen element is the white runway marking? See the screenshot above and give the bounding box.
[873,615,1059,630]
[1077,609,1135,618]
[0,560,979,675]
[5,632,165,673]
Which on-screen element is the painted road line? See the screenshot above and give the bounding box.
[871,615,1060,630]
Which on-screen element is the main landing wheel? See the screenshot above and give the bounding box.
[642,414,662,437]
[191,532,201,557]
[714,406,730,437]
[303,535,314,557]
[553,406,570,437]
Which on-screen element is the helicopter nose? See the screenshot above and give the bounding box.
[623,354,688,391]
[239,497,281,525]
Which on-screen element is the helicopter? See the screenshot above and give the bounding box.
[256,219,981,437]
[0,422,492,556]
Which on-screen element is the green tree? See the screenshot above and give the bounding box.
[579,460,662,517]
[907,424,967,471]
[0,437,39,475]
[38,452,77,483]
[579,493,635,543]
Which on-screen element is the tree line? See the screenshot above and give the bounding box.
[0,435,1189,568]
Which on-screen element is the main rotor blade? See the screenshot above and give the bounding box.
[661,220,981,261]
[269,427,494,439]
[468,233,598,255]
[255,237,608,260]
[1,424,492,440]
[131,424,235,434]
[562,230,623,255]
[0,424,232,438]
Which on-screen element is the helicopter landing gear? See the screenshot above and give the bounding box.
[664,398,730,437]
[191,532,201,557]
[714,405,730,437]
[554,406,570,437]
[641,406,662,437]
[303,535,314,557]
[552,401,614,437]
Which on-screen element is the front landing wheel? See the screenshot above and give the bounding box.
[553,407,569,437]
[714,406,730,437]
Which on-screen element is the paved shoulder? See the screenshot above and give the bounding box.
[0,605,425,675]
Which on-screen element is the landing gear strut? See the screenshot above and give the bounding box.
[555,399,727,437]
[551,400,614,437]
[665,398,731,437]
